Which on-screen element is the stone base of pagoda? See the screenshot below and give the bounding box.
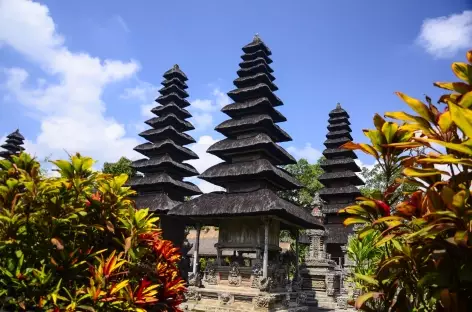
[181,285,310,312]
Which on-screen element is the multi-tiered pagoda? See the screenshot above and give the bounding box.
[129,65,202,247]
[318,104,364,263]
[0,129,25,160]
[170,35,322,311]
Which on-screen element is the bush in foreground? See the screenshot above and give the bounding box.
[0,153,185,311]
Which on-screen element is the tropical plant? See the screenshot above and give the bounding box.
[339,50,472,311]
[0,153,185,311]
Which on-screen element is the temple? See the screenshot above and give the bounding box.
[170,35,323,311]
[0,129,25,160]
[318,104,364,263]
[128,65,202,257]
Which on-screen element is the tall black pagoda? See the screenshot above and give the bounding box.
[0,129,25,160]
[170,36,322,282]
[318,104,364,262]
[129,64,202,247]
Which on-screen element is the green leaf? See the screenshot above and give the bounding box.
[373,113,386,130]
[425,138,472,155]
[459,91,472,108]
[448,101,472,139]
[403,167,448,177]
[355,291,383,309]
[395,92,433,122]
[375,234,396,247]
[343,217,370,226]
[433,82,471,94]
[114,174,129,187]
[454,230,468,246]
[51,160,74,177]
[438,111,453,132]
[452,62,472,84]
[381,122,399,144]
[354,273,379,286]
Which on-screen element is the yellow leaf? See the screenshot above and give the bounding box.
[459,91,472,108]
[110,280,129,295]
[448,101,472,139]
[81,157,95,171]
[425,138,472,155]
[395,92,433,122]
[385,111,431,128]
[363,129,384,152]
[452,190,467,211]
[403,167,449,177]
[417,155,472,167]
[343,217,369,226]
[433,82,471,94]
[114,174,128,187]
[373,113,385,130]
[438,111,453,132]
[452,62,472,84]
[381,122,398,144]
[467,50,472,63]
[375,234,396,247]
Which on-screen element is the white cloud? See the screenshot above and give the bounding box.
[192,113,213,130]
[286,143,322,163]
[0,0,141,165]
[190,87,230,113]
[416,10,472,59]
[212,88,230,108]
[121,82,156,102]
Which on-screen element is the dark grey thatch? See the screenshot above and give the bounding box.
[320,158,362,172]
[168,188,323,229]
[318,171,364,185]
[228,83,281,106]
[156,92,190,108]
[242,35,272,55]
[129,173,201,195]
[234,72,278,91]
[207,133,296,165]
[139,126,196,146]
[132,155,198,176]
[323,148,358,159]
[323,137,351,148]
[161,77,188,89]
[326,224,351,244]
[163,64,188,81]
[215,114,292,142]
[239,58,274,72]
[323,203,351,214]
[241,49,273,63]
[151,103,192,120]
[318,185,362,196]
[327,122,352,132]
[134,139,198,161]
[145,114,194,132]
[158,84,189,98]
[200,158,302,190]
[328,116,351,125]
[221,98,286,122]
[134,192,180,212]
[0,129,25,159]
[326,130,352,140]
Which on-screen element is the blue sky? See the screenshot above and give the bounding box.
[0,0,471,192]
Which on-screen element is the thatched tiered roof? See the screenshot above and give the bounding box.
[319,104,364,243]
[0,129,25,160]
[129,65,202,211]
[169,35,322,229]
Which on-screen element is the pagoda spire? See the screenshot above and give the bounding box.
[0,129,25,160]
[318,104,364,255]
[129,65,202,212]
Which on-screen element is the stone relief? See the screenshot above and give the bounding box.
[204,262,218,285]
[253,294,276,309]
[228,261,242,286]
[188,272,202,287]
[185,288,201,301]
[218,292,234,306]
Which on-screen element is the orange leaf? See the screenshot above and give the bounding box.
[51,238,64,250]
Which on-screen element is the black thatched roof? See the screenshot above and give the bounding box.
[139,126,196,146]
[318,171,364,186]
[329,103,350,118]
[151,103,192,120]
[207,133,296,165]
[233,72,278,91]
[320,158,362,172]
[132,65,201,203]
[228,83,282,106]
[200,158,302,190]
[322,203,351,214]
[129,173,201,196]
[239,58,274,73]
[318,185,362,198]
[0,129,25,159]
[241,49,273,63]
[221,98,286,122]
[168,188,323,229]
[326,130,353,140]
[328,116,351,125]
[134,192,180,212]
[242,34,272,55]
[323,148,358,159]
[326,224,352,244]
[327,122,352,132]
[237,63,275,81]
[215,114,292,142]
[323,137,351,149]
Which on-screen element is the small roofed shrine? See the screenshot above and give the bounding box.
[128,65,202,253]
[0,129,25,160]
[170,35,323,311]
[318,104,364,263]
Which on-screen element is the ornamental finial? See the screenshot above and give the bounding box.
[173,64,179,70]
[253,33,261,43]
[336,103,341,109]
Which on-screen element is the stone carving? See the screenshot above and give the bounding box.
[204,262,218,285]
[258,277,272,291]
[251,262,263,288]
[326,273,336,296]
[337,294,349,310]
[219,292,234,306]
[228,261,242,286]
[253,294,276,309]
[188,272,202,287]
[185,288,201,301]
[296,292,307,305]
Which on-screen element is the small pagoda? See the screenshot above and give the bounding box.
[129,64,202,249]
[318,104,364,263]
[170,35,323,311]
[0,129,25,160]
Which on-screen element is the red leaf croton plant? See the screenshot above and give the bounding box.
[339,50,472,311]
[0,153,185,311]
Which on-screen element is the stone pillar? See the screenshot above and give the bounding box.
[216,248,222,266]
[263,218,269,278]
[192,223,201,275]
[295,230,300,277]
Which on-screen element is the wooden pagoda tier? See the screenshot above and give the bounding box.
[169,35,321,230]
[318,104,364,251]
[128,64,202,208]
[0,129,25,160]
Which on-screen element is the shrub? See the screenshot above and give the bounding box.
[340,50,472,311]
[0,153,185,311]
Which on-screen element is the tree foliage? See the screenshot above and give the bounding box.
[340,50,472,311]
[102,157,136,177]
[279,158,324,208]
[0,153,185,311]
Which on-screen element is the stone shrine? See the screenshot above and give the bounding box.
[170,35,323,311]
[0,129,25,160]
